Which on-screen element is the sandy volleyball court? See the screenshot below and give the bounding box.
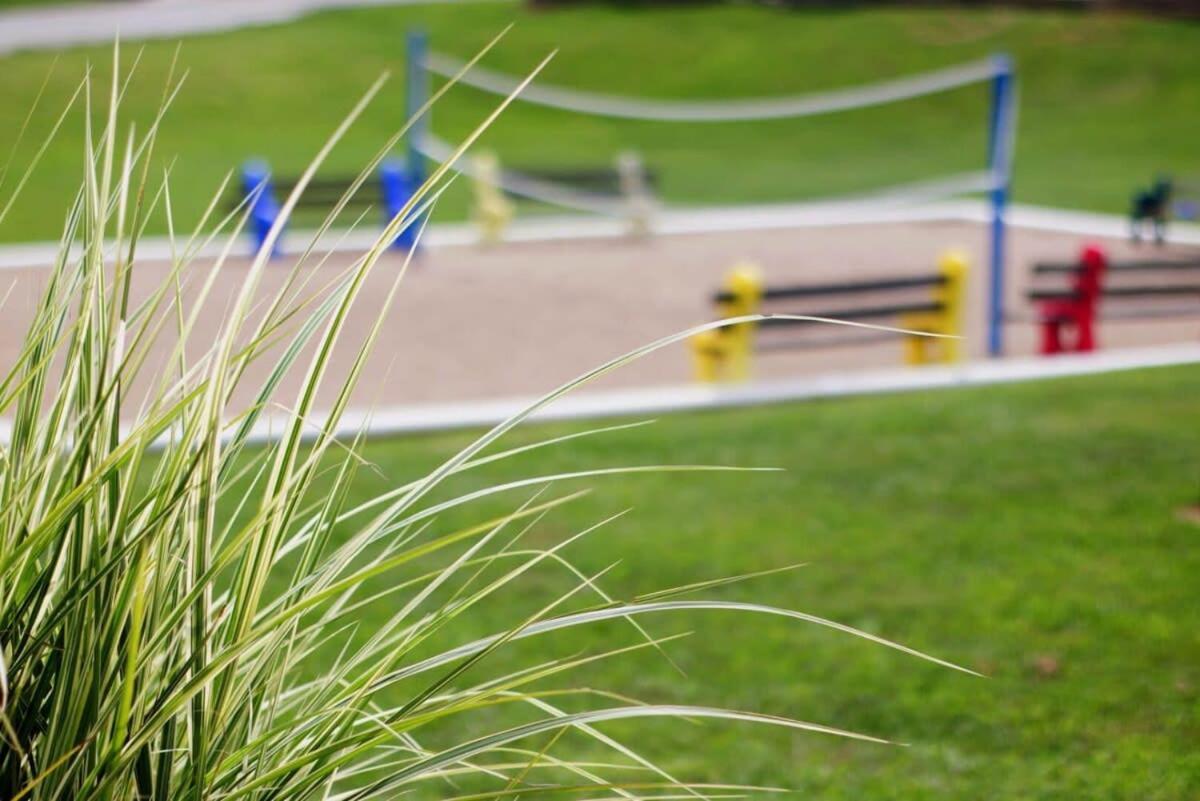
[0,218,1196,415]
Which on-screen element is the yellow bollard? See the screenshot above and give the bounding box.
[471,151,514,245]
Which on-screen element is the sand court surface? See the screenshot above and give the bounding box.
[0,218,1196,415]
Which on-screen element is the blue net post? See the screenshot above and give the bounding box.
[405,29,429,188]
[241,160,282,259]
[380,159,417,252]
[985,54,1015,358]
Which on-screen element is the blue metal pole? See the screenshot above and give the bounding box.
[985,54,1014,358]
[405,29,429,188]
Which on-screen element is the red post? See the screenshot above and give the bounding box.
[1037,244,1107,355]
[1073,245,1106,352]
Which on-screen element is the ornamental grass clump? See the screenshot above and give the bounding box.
[0,40,969,801]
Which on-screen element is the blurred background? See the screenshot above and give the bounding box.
[0,1,1198,799]
[0,0,1198,240]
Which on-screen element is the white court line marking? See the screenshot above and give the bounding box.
[3,200,1198,271]
[233,341,1200,442]
[119,341,1200,445]
[2,341,1189,444]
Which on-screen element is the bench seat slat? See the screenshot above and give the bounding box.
[756,300,943,326]
[714,274,942,305]
[1103,284,1200,297]
[1035,259,1200,274]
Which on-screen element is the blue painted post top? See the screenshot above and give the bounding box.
[991,53,1014,79]
[379,159,418,252]
[986,53,1015,173]
[241,160,282,259]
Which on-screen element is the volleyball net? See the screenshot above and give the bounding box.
[402,30,1017,355]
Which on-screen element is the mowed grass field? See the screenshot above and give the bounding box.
[1,3,1199,241]
[272,364,1200,800]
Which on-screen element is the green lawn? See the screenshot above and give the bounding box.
[290,363,1200,800]
[1,3,1199,241]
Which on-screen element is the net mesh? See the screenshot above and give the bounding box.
[416,51,1005,219]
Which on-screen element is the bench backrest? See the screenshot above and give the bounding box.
[506,165,660,197]
[713,273,947,327]
[1030,248,1200,304]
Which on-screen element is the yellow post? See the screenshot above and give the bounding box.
[936,250,968,363]
[901,251,968,365]
[471,151,514,245]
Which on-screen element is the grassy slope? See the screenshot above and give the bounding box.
[1,3,1199,241]
[289,364,1200,800]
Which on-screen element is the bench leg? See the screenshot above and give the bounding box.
[901,312,949,366]
[1075,312,1096,353]
[903,334,924,366]
[691,329,726,383]
[1040,318,1063,355]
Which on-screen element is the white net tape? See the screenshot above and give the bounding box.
[419,130,1000,219]
[834,169,1000,205]
[417,52,1004,220]
[424,51,1001,123]
[417,133,632,216]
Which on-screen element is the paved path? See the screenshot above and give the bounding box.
[0,0,468,56]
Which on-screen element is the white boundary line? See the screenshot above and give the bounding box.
[0,341,1192,446]
[2,200,1198,271]
[236,342,1199,443]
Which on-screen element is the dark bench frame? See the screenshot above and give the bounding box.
[234,160,418,257]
